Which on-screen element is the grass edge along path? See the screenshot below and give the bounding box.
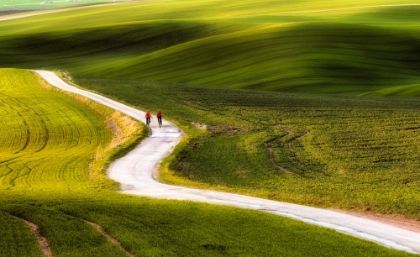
[35,70,420,255]
[36,70,147,192]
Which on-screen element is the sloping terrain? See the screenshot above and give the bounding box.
[2,67,413,257]
[2,1,420,255]
[1,0,420,95]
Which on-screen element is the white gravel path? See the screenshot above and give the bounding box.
[34,70,420,255]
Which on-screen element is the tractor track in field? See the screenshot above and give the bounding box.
[267,128,310,175]
[19,217,54,257]
[86,220,135,257]
[287,129,310,169]
[15,213,134,257]
[0,98,31,154]
[267,139,293,174]
[1,93,50,152]
[34,70,420,255]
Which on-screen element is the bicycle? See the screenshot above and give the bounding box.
[145,111,153,127]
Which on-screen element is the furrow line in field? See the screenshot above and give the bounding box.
[0,98,30,153]
[26,106,49,153]
[8,166,28,187]
[1,93,50,152]
[266,134,294,174]
[12,107,30,154]
[52,106,80,150]
[23,162,37,186]
[0,162,14,187]
[287,129,310,170]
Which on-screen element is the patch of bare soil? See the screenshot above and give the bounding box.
[192,122,207,130]
[21,219,54,257]
[331,209,420,233]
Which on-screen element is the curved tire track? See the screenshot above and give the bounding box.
[34,70,420,254]
[19,218,54,257]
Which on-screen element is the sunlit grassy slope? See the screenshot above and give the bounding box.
[2,68,412,257]
[1,0,420,95]
[1,1,420,255]
[0,68,117,193]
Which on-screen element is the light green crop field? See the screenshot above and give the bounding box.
[0,68,118,193]
[1,0,420,255]
[1,68,412,256]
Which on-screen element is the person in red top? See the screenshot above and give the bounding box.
[157,111,162,127]
[145,111,152,126]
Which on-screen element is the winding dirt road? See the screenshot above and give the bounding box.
[34,70,420,254]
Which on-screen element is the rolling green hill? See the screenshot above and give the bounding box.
[81,23,420,94]
[2,1,420,255]
[1,0,420,95]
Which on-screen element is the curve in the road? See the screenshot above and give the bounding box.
[34,70,420,255]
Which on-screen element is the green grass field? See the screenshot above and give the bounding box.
[2,0,420,255]
[1,68,412,256]
[75,76,420,219]
[1,0,420,95]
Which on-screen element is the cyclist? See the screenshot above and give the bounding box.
[145,111,152,126]
[157,110,162,127]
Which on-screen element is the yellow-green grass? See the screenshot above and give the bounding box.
[1,2,420,254]
[0,68,113,193]
[1,68,413,256]
[1,0,420,254]
[1,0,420,94]
[75,77,420,220]
[0,68,148,195]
